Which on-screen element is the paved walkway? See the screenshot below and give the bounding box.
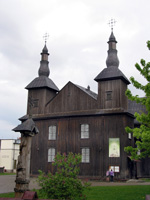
[0,175,150,194]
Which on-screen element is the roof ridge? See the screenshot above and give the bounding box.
[75,84,97,100]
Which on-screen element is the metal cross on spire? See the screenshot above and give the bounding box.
[108,19,116,32]
[43,33,49,44]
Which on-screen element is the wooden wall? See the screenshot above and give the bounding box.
[27,88,56,115]
[98,79,128,110]
[30,113,134,179]
[46,82,97,114]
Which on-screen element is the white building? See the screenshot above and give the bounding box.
[0,139,20,172]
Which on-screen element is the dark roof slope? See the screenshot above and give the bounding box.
[75,84,97,100]
[128,99,147,124]
[25,76,59,91]
[94,66,130,84]
[13,118,39,134]
[128,99,146,115]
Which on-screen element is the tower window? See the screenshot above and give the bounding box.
[106,91,112,101]
[48,148,55,162]
[81,124,89,139]
[49,126,56,140]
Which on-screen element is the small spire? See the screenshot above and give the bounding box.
[38,42,50,77]
[109,32,117,42]
[42,44,49,54]
[106,29,119,68]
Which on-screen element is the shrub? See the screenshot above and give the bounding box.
[37,152,90,200]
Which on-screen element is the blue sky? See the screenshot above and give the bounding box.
[0,0,150,139]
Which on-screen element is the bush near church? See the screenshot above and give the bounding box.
[37,152,90,200]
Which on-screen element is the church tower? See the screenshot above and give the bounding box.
[25,44,59,115]
[95,31,130,110]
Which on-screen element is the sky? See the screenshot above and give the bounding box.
[0,0,150,139]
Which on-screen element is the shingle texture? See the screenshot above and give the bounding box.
[13,118,39,134]
[94,66,130,84]
[76,84,97,100]
[128,99,147,124]
[25,76,59,91]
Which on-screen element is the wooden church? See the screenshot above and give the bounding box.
[19,31,149,179]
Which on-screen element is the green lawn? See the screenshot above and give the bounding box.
[0,193,14,198]
[0,173,16,175]
[0,185,150,200]
[84,185,150,200]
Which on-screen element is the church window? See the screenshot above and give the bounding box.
[81,148,90,163]
[48,126,56,140]
[48,148,55,162]
[106,91,112,101]
[109,138,120,157]
[137,149,141,155]
[33,99,39,107]
[81,124,89,139]
[128,133,132,139]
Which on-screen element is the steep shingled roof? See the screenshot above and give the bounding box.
[25,76,59,91]
[128,99,147,124]
[94,66,130,84]
[75,84,97,100]
[13,118,39,134]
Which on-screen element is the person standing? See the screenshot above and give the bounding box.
[109,169,114,182]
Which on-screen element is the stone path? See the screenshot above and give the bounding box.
[0,175,150,194]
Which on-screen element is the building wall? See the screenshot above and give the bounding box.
[30,113,134,179]
[0,139,20,172]
[45,82,97,114]
[27,88,56,115]
[98,80,128,110]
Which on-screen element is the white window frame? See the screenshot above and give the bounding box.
[109,165,120,173]
[81,124,89,139]
[81,148,90,163]
[137,149,141,155]
[48,148,55,162]
[128,133,132,139]
[48,125,56,140]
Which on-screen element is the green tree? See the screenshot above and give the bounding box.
[124,41,150,160]
[37,152,90,200]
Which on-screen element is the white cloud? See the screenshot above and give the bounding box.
[0,0,150,138]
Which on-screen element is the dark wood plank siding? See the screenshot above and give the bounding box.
[46,82,97,114]
[27,88,56,115]
[30,113,134,179]
[98,80,128,110]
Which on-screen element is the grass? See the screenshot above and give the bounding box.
[141,178,150,182]
[0,193,14,198]
[0,173,16,175]
[0,186,150,200]
[84,185,150,200]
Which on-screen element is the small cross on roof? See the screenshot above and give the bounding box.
[43,33,49,44]
[108,19,116,32]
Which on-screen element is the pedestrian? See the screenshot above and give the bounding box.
[109,169,114,182]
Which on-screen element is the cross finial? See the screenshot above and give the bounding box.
[43,33,49,44]
[108,19,116,32]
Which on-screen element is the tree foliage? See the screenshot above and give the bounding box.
[124,41,150,160]
[36,152,90,200]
